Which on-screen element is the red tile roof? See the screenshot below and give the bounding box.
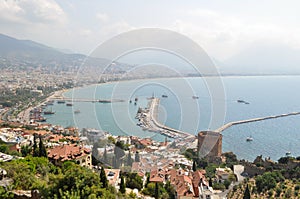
[47,144,90,161]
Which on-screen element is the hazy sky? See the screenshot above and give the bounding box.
[1,0,300,61]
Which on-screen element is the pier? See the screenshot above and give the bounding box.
[48,97,125,103]
[215,111,300,133]
[136,98,195,140]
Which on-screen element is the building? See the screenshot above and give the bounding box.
[197,131,222,159]
[104,169,120,189]
[47,144,92,169]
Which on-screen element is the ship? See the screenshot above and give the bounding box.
[66,103,73,106]
[286,151,291,156]
[246,136,253,142]
[192,96,199,99]
[44,108,55,115]
[162,94,168,98]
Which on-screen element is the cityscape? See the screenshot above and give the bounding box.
[1,1,300,199]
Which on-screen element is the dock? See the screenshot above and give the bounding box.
[48,97,125,103]
[215,111,300,133]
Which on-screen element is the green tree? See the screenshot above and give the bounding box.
[125,172,143,191]
[243,184,251,199]
[21,145,32,157]
[192,160,197,171]
[39,135,47,157]
[120,176,126,194]
[100,166,108,188]
[32,134,39,157]
[155,182,159,199]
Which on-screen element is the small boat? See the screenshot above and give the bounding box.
[99,99,111,103]
[192,96,199,99]
[162,94,168,98]
[129,100,132,103]
[246,136,253,142]
[66,103,73,106]
[134,102,137,105]
[44,108,55,115]
[35,117,46,122]
[57,100,66,104]
[237,100,246,103]
[74,110,80,114]
[135,97,138,102]
[286,151,291,156]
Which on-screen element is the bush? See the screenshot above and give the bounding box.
[212,183,225,191]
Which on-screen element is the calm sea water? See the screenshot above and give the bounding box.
[44,76,300,161]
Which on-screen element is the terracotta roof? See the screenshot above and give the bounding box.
[48,144,90,161]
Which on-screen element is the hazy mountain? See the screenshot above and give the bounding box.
[220,42,300,75]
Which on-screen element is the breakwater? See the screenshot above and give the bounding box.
[215,112,300,133]
[136,98,195,140]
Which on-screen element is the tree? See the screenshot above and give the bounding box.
[100,166,108,188]
[33,134,39,157]
[155,182,159,199]
[135,151,140,162]
[243,184,251,199]
[120,176,126,194]
[39,135,47,157]
[21,145,32,157]
[192,160,197,171]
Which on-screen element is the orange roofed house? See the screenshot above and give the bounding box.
[47,144,92,169]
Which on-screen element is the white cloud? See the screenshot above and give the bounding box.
[169,9,300,60]
[0,0,67,25]
[96,12,109,23]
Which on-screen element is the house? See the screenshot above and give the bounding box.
[215,167,233,182]
[104,169,120,189]
[47,144,92,169]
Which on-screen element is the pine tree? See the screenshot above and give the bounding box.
[120,176,126,194]
[32,134,39,157]
[192,160,197,171]
[243,184,251,199]
[100,166,108,188]
[155,182,159,199]
[135,151,140,162]
[39,135,47,157]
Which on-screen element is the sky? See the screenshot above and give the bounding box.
[1,0,300,62]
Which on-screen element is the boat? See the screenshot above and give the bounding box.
[286,151,291,156]
[246,136,253,142]
[135,97,138,102]
[74,110,80,114]
[129,100,132,103]
[57,100,66,104]
[237,100,246,103]
[162,94,168,98]
[35,117,46,122]
[99,99,111,103]
[192,96,199,99]
[44,108,55,115]
[66,103,73,106]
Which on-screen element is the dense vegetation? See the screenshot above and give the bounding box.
[0,156,134,198]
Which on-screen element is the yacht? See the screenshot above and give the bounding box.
[246,136,253,142]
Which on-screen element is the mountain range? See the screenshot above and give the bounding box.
[1,33,300,75]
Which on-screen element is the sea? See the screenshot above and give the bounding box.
[43,76,300,161]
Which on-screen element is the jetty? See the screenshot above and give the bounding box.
[215,111,300,133]
[48,97,125,103]
[136,98,195,140]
